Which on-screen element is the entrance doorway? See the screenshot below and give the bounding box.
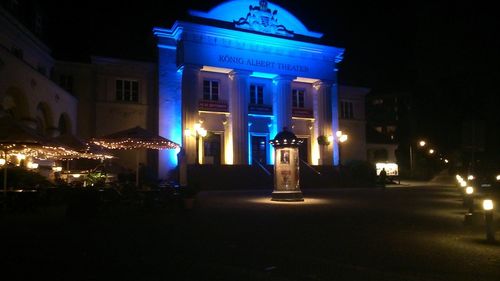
[203,133,221,165]
[251,135,267,165]
[298,138,309,163]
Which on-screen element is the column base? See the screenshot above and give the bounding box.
[271,191,304,202]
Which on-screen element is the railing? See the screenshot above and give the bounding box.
[300,158,321,175]
[253,159,272,176]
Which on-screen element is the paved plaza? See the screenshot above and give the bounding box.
[1,184,499,281]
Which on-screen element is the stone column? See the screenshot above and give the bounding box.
[158,43,182,176]
[222,114,233,164]
[331,71,340,166]
[313,81,333,165]
[272,75,295,138]
[229,70,250,165]
[182,64,201,165]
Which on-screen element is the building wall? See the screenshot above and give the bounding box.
[53,61,94,138]
[0,7,53,78]
[0,7,77,136]
[54,56,158,175]
[366,143,398,164]
[339,85,369,163]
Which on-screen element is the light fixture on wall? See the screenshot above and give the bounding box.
[185,122,207,164]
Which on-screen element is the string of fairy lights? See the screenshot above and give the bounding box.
[0,137,179,171]
[0,142,115,169]
[91,138,179,150]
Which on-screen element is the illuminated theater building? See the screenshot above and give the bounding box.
[1,0,371,181]
[155,0,348,175]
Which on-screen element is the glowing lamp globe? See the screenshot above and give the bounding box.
[483,199,494,211]
[466,186,474,195]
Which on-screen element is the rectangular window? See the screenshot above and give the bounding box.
[60,74,74,93]
[203,80,219,101]
[292,89,305,108]
[250,84,264,105]
[116,79,139,102]
[116,80,123,100]
[340,101,354,119]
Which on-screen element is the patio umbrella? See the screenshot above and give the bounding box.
[90,126,179,187]
[0,115,79,193]
[53,134,114,160]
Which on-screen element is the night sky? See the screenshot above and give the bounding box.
[43,1,499,162]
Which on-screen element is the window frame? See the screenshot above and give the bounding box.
[292,88,305,108]
[116,79,139,102]
[250,84,264,105]
[203,79,220,101]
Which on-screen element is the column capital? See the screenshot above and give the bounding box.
[313,79,334,88]
[181,64,202,74]
[229,69,252,79]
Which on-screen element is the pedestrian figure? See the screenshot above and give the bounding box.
[379,168,387,187]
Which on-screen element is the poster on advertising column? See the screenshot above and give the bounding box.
[275,148,299,191]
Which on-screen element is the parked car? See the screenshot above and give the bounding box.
[465,163,500,196]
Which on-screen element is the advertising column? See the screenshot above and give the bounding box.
[270,128,304,201]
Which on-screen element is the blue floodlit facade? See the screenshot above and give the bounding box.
[154,0,345,175]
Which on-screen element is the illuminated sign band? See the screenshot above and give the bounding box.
[249,104,273,114]
[199,100,229,112]
[292,108,313,118]
[219,55,309,73]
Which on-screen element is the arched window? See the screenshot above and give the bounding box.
[58,113,72,135]
[36,102,53,136]
[2,87,30,119]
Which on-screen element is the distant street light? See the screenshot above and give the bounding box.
[409,140,427,178]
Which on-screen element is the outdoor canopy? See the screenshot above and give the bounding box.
[90,126,179,187]
[0,114,80,193]
[53,134,114,160]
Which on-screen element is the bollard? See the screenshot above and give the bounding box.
[463,186,475,225]
[483,199,495,242]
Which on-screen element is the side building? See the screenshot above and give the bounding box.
[338,85,369,164]
[0,5,77,137]
[54,57,158,173]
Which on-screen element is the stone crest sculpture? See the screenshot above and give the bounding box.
[234,0,294,37]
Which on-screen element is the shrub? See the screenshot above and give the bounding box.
[0,167,52,189]
[341,160,377,187]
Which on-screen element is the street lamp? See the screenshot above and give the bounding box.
[336,131,348,165]
[184,123,207,165]
[464,186,475,225]
[409,140,426,178]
